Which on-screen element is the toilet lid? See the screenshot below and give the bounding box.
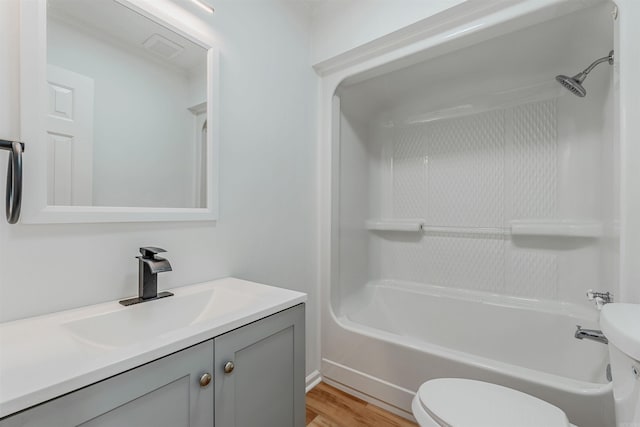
[417,379,570,427]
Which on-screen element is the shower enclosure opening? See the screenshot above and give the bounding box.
[324,2,619,427]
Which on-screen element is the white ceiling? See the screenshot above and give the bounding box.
[48,0,207,73]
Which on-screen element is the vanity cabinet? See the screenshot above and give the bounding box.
[215,303,305,427]
[0,304,305,427]
[1,340,214,427]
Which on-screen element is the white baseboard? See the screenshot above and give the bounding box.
[322,377,417,423]
[321,358,417,420]
[305,370,322,393]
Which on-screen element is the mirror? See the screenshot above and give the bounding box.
[20,0,218,222]
[45,0,209,209]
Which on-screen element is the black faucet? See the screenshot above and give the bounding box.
[119,247,173,306]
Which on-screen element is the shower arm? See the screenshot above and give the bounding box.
[577,51,614,81]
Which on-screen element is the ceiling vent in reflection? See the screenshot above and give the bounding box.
[142,34,185,60]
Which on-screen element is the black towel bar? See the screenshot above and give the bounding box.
[0,139,24,224]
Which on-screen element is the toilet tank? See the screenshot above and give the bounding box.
[600,304,640,427]
[607,345,640,426]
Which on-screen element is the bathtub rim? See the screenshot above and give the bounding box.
[327,279,612,396]
[329,310,612,397]
[339,279,601,322]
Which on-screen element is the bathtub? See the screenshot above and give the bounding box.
[322,281,614,427]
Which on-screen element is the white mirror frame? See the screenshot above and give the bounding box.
[19,0,220,223]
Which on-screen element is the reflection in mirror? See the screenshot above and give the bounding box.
[46,0,208,208]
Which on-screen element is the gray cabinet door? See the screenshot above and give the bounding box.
[214,304,305,427]
[1,340,214,427]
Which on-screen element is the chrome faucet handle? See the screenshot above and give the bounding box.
[586,289,613,310]
[586,289,613,302]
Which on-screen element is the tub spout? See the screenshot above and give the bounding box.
[575,325,608,345]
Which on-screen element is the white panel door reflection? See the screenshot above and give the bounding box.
[47,64,94,206]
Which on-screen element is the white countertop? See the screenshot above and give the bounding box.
[0,278,306,419]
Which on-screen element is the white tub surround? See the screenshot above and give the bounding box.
[0,278,306,418]
[318,1,622,426]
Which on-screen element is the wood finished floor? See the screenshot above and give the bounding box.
[306,382,418,427]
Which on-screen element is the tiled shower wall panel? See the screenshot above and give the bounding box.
[379,99,568,299]
[509,100,557,219]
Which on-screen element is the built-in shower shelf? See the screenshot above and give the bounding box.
[366,220,509,235]
[365,219,424,232]
[421,226,509,236]
[366,219,604,237]
[510,220,603,237]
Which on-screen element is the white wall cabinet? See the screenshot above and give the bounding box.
[0,304,305,427]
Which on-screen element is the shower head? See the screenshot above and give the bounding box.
[555,50,614,97]
[555,73,588,97]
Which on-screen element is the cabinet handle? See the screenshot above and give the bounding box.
[223,361,235,374]
[199,372,212,388]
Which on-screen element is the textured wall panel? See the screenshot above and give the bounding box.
[510,100,557,219]
[392,126,427,218]
[506,244,559,299]
[380,236,428,284]
[374,99,560,299]
[379,233,506,293]
[427,110,505,227]
[420,233,506,293]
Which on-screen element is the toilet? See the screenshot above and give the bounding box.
[412,303,640,427]
[411,378,573,427]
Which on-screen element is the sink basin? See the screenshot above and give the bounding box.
[63,286,256,349]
